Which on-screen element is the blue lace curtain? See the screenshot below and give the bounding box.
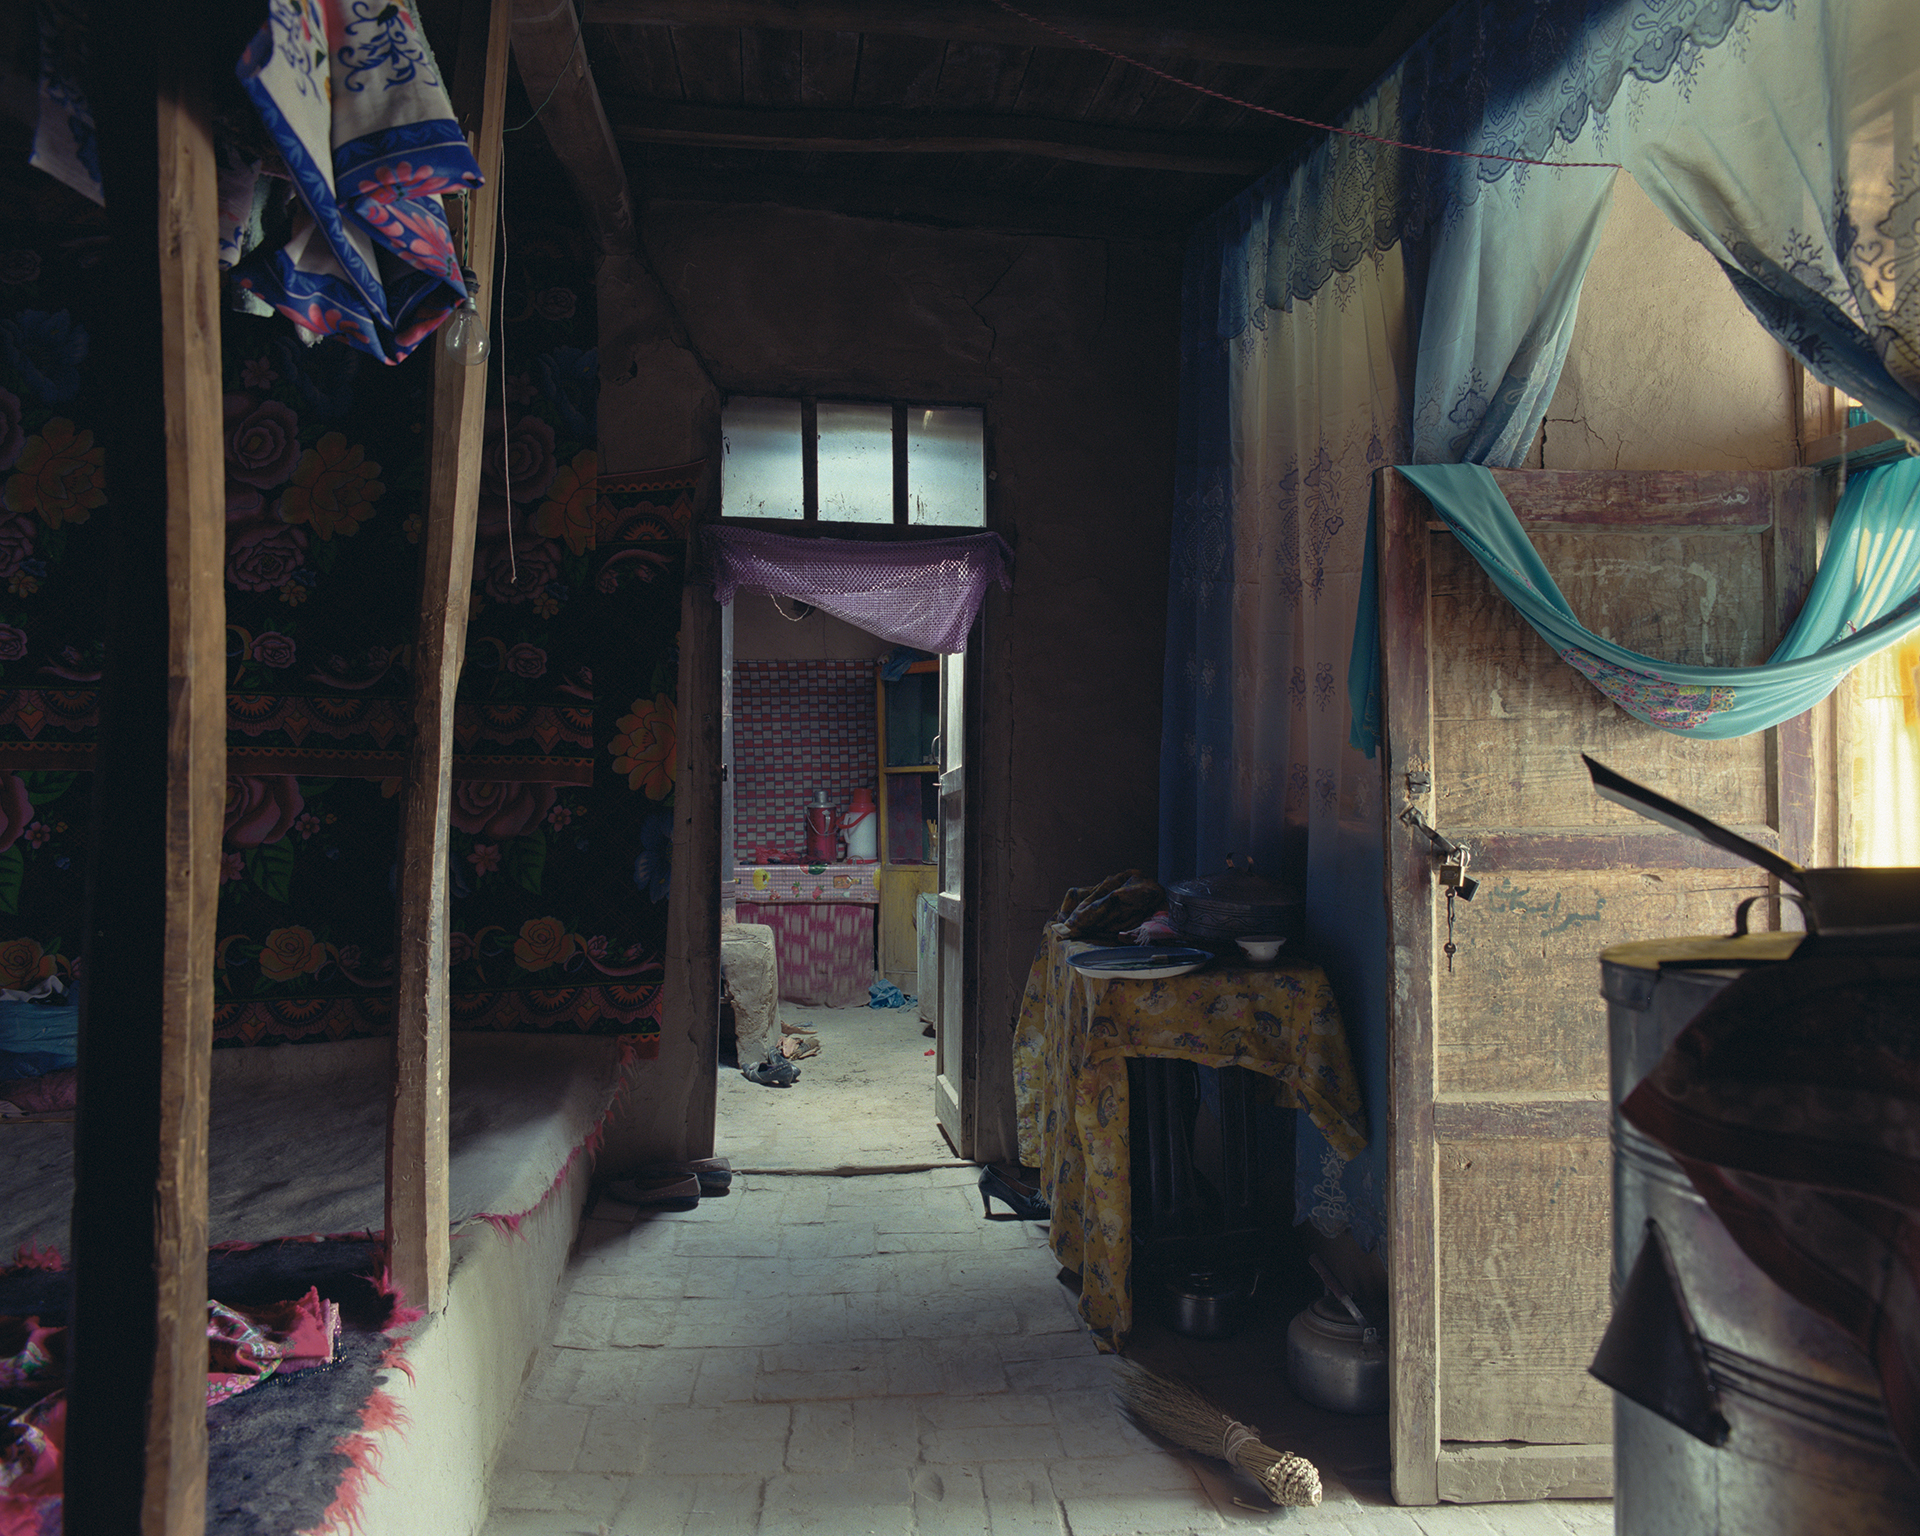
[1161,0,1919,1248]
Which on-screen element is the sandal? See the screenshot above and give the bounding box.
[605,1174,701,1211]
[780,1018,818,1036]
[780,1034,820,1061]
[632,1157,732,1198]
[742,1053,801,1088]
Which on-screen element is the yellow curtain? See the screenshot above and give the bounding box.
[1847,634,1920,866]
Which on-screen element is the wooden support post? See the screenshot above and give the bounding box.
[386,0,513,1316]
[68,6,225,1532]
[513,0,724,1168]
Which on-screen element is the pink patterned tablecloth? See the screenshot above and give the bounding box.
[735,900,876,1007]
[733,863,880,904]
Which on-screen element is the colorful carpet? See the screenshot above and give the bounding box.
[2,1240,415,1536]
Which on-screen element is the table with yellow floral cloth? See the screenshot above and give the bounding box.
[1012,927,1366,1348]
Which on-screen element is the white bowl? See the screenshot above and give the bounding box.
[1236,935,1286,963]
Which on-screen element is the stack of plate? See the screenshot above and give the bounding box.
[1067,947,1211,980]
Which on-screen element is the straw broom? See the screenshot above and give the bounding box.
[1114,1364,1322,1508]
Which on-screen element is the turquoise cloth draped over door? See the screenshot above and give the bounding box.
[1397,459,1920,738]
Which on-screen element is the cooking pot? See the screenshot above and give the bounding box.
[1585,756,1920,940]
[1166,855,1304,943]
[1164,1269,1259,1339]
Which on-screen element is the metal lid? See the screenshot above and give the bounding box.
[1599,933,1803,971]
[1166,854,1301,907]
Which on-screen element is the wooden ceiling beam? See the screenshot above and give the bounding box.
[578,0,1361,72]
[609,100,1275,173]
[636,167,1194,239]
[511,0,720,469]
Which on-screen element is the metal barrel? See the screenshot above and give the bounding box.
[1601,943,1920,1534]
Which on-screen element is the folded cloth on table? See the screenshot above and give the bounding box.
[1120,910,1180,946]
[1052,871,1169,942]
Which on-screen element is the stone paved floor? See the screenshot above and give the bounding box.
[714,1002,958,1172]
[480,1165,1615,1535]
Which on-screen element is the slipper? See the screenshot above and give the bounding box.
[604,1174,701,1212]
[921,1021,934,1038]
[633,1157,732,1198]
[780,1034,820,1061]
[743,1054,801,1088]
[780,1019,818,1036]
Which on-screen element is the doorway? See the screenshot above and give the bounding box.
[716,591,976,1169]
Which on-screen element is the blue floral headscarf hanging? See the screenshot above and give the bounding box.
[229,0,483,364]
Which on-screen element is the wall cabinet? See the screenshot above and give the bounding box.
[877,663,940,991]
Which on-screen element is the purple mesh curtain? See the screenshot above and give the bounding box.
[704,528,1012,654]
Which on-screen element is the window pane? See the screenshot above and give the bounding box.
[722,397,803,518]
[816,401,895,524]
[908,407,984,526]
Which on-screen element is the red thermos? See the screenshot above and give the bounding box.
[804,790,838,862]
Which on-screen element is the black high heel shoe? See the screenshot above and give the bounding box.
[979,1166,1049,1221]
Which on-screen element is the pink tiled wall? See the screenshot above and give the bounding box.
[733,659,878,864]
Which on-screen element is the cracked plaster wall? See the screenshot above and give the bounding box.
[1539,174,1797,472]
[638,203,1182,1158]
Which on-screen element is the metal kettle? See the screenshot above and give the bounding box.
[1286,1257,1387,1414]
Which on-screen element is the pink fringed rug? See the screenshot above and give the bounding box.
[0,1240,421,1536]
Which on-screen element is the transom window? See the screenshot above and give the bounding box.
[721,397,986,527]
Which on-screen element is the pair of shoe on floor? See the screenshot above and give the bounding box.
[742,1050,801,1087]
[604,1157,732,1212]
[743,1019,818,1086]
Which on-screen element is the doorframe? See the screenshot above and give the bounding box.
[932,625,983,1159]
[697,534,988,1160]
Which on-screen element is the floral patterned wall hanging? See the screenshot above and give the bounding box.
[0,212,110,1000]
[434,217,693,1053]
[212,307,425,1046]
[0,149,693,1054]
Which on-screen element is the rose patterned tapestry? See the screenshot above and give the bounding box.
[0,155,690,1052]
[0,198,113,1005]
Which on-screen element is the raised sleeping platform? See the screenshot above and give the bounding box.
[1,1032,623,1536]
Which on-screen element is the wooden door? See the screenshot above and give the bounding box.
[1377,466,1825,1505]
[933,642,972,1157]
[719,601,735,908]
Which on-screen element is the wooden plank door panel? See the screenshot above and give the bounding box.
[1380,465,1823,1506]
[934,647,970,1157]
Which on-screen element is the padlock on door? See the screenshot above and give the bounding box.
[1438,849,1478,902]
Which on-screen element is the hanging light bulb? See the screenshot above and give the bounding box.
[443,265,488,366]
